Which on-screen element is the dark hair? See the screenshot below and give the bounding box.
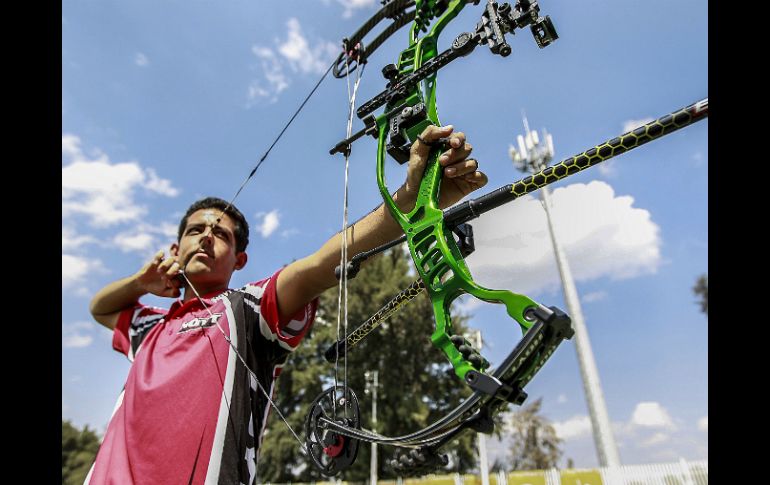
[178,197,250,253]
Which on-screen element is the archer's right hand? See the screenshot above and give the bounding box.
[135,250,183,298]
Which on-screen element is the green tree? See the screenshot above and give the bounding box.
[62,420,100,485]
[507,398,563,470]
[693,274,707,315]
[258,248,478,481]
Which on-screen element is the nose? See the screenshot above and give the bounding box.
[199,224,215,247]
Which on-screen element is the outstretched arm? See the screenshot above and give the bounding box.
[274,124,487,321]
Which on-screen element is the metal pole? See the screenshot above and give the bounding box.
[475,331,490,485]
[509,116,621,467]
[366,370,379,485]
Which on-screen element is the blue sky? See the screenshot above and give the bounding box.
[62,0,707,470]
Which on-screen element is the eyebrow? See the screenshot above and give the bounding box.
[185,222,234,239]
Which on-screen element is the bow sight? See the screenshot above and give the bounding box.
[330,0,557,160]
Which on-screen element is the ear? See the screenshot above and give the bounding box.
[234,252,248,271]
[170,243,180,257]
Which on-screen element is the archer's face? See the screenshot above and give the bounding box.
[173,209,246,290]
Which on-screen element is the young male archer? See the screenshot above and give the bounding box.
[85,125,487,484]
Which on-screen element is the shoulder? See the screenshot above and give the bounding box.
[113,304,168,360]
[231,268,318,352]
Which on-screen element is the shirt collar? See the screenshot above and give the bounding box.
[166,288,229,319]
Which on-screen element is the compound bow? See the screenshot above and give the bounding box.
[306,0,575,476]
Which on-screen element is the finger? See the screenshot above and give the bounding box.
[445,159,479,178]
[421,124,454,143]
[448,131,466,149]
[161,283,181,298]
[410,124,454,159]
[462,171,488,188]
[157,257,179,274]
[146,250,164,269]
[163,261,182,278]
[439,142,473,166]
[167,274,182,289]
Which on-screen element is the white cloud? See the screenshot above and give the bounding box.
[557,394,568,404]
[465,181,661,297]
[62,322,96,348]
[62,134,179,227]
[697,416,708,432]
[278,19,338,75]
[582,291,607,303]
[553,415,593,441]
[248,18,337,103]
[62,254,104,289]
[62,133,81,158]
[622,117,654,134]
[640,432,669,447]
[597,160,617,177]
[113,231,156,254]
[111,221,180,256]
[248,47,289,103]
[144,168,178,196]
[257,210,281,238]
[135,52,149,67]
[159,221,179,239]
[630,402,675,429]
[335,0,377,18]
[62,226,98,251]
[451,293,485,314]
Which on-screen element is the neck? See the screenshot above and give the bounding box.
[182,281,229,303]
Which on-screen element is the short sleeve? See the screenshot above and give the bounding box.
[242,268,318,353]
[113,304,167,361]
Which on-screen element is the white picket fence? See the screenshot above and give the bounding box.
[275,459,708,485]
[492,458,709,485]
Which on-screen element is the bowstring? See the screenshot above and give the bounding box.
[335,46,365,422]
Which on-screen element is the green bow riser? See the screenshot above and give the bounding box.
[375,0,540,392]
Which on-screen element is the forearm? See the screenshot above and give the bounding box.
[276,186,413,316]
[89,274,146,318]
[323,187,409,268]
